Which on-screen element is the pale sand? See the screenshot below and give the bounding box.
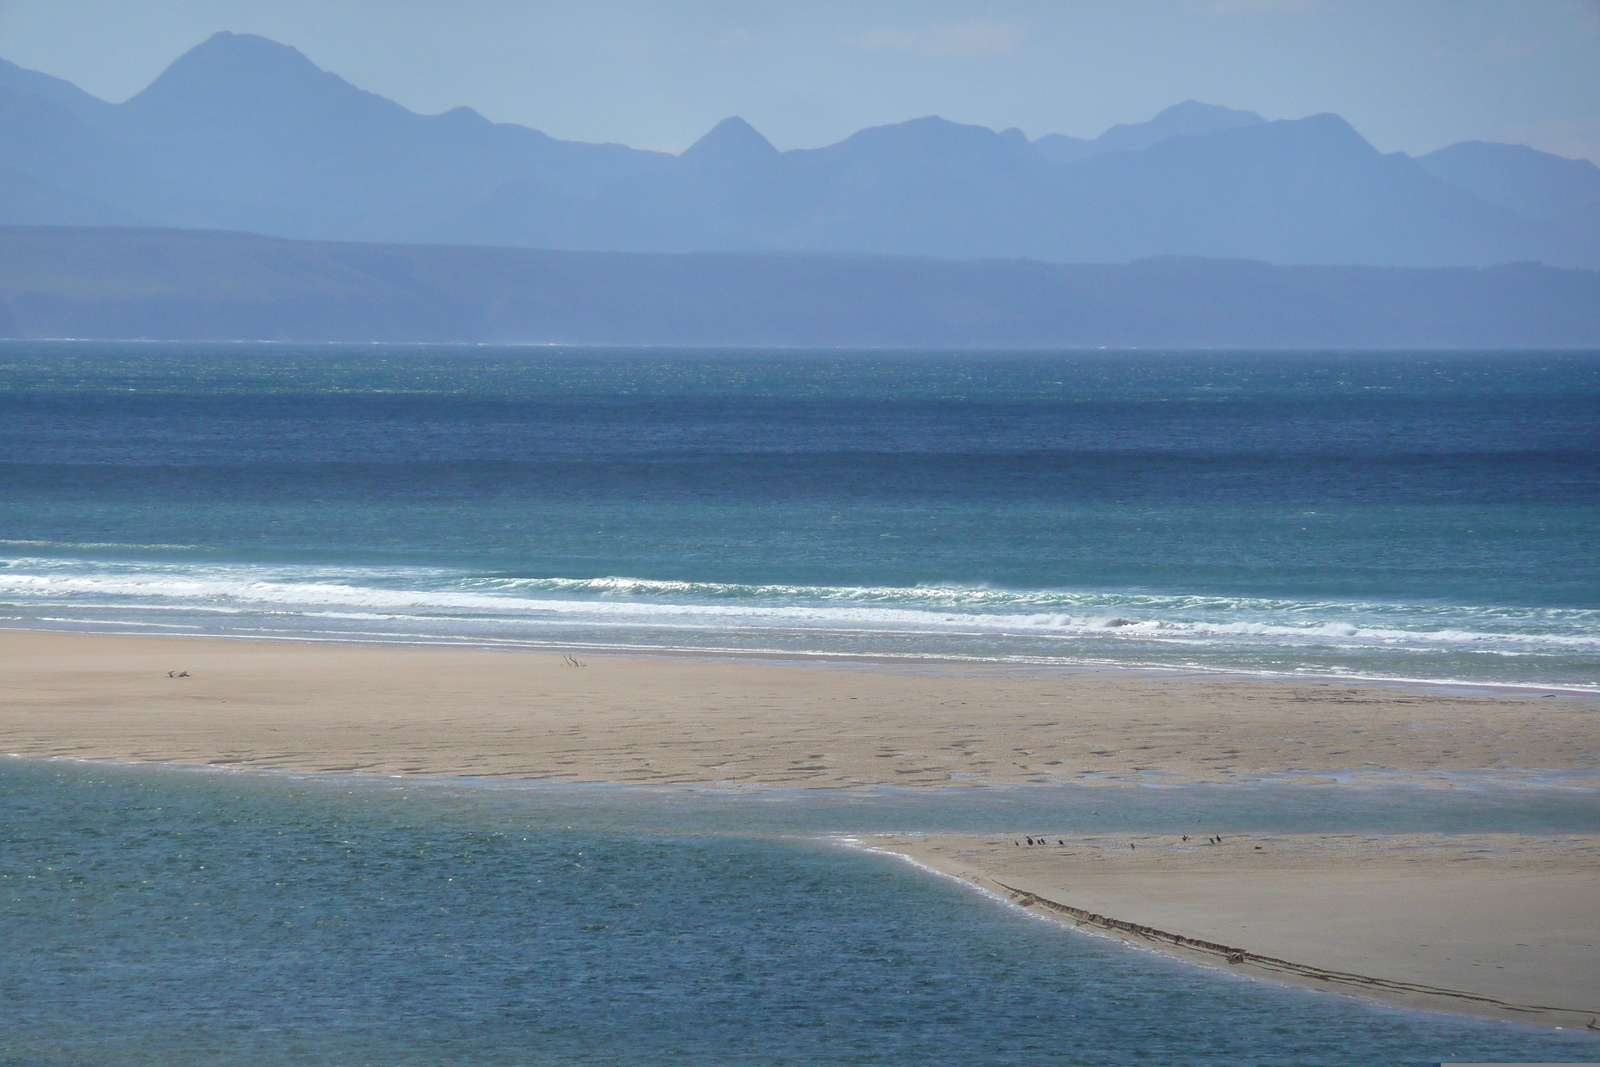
[1,630,1596,786]
[4,629,1599,1027]
[861,832,1600,1028]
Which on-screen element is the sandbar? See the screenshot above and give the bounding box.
[1,630,1595,787]
[860,831,1600,1028]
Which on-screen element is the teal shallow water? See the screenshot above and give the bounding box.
[3,760,1599,1066]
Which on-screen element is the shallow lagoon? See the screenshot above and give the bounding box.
[4,760,1597,1066]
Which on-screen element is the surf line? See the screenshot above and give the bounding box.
[987,878,1594,1022]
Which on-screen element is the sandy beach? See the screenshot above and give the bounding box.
[4,628,1599,1029]
[2,629,1595,787]
[861,832,1600,1028]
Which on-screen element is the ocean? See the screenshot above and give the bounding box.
[3,343,1598,1064]
[2,343,1597,688]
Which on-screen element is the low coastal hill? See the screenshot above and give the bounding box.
[2,31,1597,268]
[3,225,1598,347]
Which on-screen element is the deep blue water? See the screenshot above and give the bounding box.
[4,760,1599,1067]
[2,343,1598,686]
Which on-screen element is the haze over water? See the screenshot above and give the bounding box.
[2,343,1597,689]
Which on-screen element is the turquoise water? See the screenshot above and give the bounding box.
[3,760,1599,1067]
[2,343,1597,687]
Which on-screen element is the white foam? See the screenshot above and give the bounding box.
[2,555,1598,683]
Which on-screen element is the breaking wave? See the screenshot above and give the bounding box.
[3,554,1597,689]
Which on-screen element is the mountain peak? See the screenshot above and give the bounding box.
[681,117,778,165]
[194,30,316,61]
[133,32,323,98]
[121,30,407,130]
[121,29,416,156]
[1155,99,1265,125]
[112,31,416,195]
[1094,100,1266,153]
[1034,100,1267,164]
[833,115,1019,157]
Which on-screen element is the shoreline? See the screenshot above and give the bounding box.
[3,628,1597,787]
[3,620,1595,700]
[12,751,1600,795]
[852,832,1600,1030]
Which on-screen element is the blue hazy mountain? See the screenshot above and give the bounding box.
[1416,141,1600,222]
[1038,113,1559,265]
[0,56,116,126]
[0,31,1594,267]
[431,111,1573,266]
[1031,100,1266,164]
[1,33,668,241]
[114,33,671,241]
[0,77,166,225]
[463,114,1056,257]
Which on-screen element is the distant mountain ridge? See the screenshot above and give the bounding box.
[1415,141,1600,224]
[1,31,1596,268]
[1031,100,1267,164]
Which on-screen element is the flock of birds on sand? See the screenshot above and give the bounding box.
[1013,835,1229,848]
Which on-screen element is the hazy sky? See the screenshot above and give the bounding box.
[3,0,1598,160]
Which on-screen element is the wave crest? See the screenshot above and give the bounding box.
[3,556,1598,687]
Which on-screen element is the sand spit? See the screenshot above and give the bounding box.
[1,630,1596,787]
[861,832,1600,1028]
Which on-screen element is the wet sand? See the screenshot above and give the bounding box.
[859,832,1600,1028]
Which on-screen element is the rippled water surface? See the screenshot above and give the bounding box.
[4,760,1598,1066]
[2,344,1597,687]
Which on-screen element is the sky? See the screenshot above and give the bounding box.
[2,0,1598,161]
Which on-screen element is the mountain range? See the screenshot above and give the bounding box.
[2,31,1598,268]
